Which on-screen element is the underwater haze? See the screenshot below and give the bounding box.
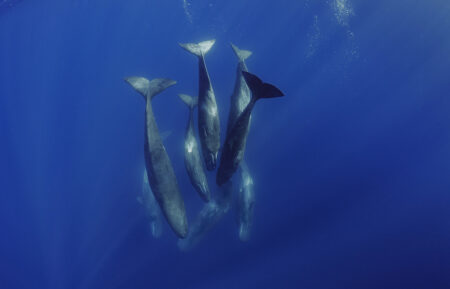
[1,0,450,288]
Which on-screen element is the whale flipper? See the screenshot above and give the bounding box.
[242,72,284,100]
[124,77,177,100]
[231,43,252,61]
[179,40,215,57]
[179,94,198,109]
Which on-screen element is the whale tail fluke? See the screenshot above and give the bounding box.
[242,71,284,100]
[179,40,215,57]
[125,77,176,100]
[231,43,252,61]
[178,94,198,109]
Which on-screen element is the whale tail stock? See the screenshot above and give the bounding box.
[178,94,198,109]
[230,43,252,61]
[124,77,177,100]
[241,71,284,101]
[179,40,215,58]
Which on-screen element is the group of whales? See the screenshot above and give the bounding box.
[125,40,284,245]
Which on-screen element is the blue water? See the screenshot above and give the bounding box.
[1,0,450,288]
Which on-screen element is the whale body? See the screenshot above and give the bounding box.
[217,72,284,186]
[179,40,220,171]
[225,43,253,136]
[236,162,255,241]
[179,93,211,202]
[125,77,188,238]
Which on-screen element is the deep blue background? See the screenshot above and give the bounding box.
[1,0,450,288]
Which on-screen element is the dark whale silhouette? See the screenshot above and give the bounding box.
[217,72,284,186]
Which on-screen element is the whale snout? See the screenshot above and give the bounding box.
[173,216,188,239]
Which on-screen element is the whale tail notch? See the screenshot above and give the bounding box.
[179,40,215,57]
[179,94,198,109]
[125,77,176,100]
[230,43,252,61]
[242,71,284,100]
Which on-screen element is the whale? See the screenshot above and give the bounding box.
[225,44,254,240]
[216,72,284,186]
[179,93,211,202]
[179,40,220,171]
[138,169,163,238]
[225,43,252,137]
[125,76,188,238]
[178,182,233,251]
[236,161,255,241]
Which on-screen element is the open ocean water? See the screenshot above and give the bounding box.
[1,0,450,288]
